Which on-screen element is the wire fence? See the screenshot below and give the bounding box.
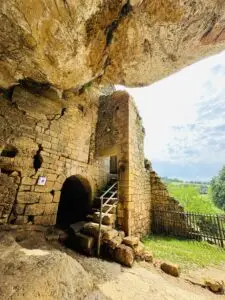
[152,210,225,247]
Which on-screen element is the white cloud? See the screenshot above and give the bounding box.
[116,50,225,178]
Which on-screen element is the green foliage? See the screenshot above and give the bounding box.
[162,177,183,184]
[143,235,225,269]
[167,183,224,214]
[211,166,225,210]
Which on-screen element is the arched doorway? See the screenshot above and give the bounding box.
[56,175,91,229]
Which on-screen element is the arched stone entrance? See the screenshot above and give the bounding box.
[56,175,91,229]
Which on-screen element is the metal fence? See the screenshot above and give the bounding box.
[152,210,225,247]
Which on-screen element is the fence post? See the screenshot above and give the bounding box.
[216,215,224,248]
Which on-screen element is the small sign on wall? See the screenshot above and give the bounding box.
[37,176,47,186]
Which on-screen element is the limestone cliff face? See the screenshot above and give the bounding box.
[0,0,225,90]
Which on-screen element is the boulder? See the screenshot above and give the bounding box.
[123,236,139,248]
[118,231,125,239]
[102,229,119,242]
[108,235,123,250]
[144,250,153,263]
[0,234,94,300]
[204,279,225,293]
[161,262,180,277]
[114,244,134,267]
[133,242,145,261]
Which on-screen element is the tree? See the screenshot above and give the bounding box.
[211,166,225,210]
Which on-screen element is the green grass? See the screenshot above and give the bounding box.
[167,183,224,214]
[143,235,225,270]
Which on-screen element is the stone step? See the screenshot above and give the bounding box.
[69,221,86,234]
[91,204,117,214]
[81,222,112,238]
[92,212,116,225]
[68,231,95,256]
[102,204,117,214]
[93,198,118,209]
[86,214,94,222]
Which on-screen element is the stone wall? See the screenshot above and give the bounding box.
[0,84,109,225]
[127,99,151,237]
[96,91,130,233]
[96,91,151,237]
[0,84,184,236]
[150,171,184,212]
[150,171,186,234]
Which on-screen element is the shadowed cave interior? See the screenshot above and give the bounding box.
[56,176,91,229]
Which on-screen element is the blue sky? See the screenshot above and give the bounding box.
[117,50,225,181]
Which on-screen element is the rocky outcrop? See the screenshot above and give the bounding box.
[0,234,94,300]
[0,0,225,90]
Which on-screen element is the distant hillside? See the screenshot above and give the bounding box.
[166,182,224,214]
[162,177,210,185]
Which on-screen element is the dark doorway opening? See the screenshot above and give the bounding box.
[56,176,91,229]
[110,156,117,174]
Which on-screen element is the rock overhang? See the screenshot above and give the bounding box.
[0,0,225,91]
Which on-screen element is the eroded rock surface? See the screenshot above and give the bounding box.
[0,233,94,300]
[0,0,225,90]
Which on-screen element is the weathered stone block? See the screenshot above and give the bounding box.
[107,235,123,250]
[123,236,139,248]
[15,204,26,215]
[21,177,36,185]
[44,203,58,215]
[34,215,56,225]
[15,216,28,225]
[53,181,62,191]
[160,262,180,277]
[205,279,224,293]
[25,204,45,216]
[46,173,58,182]
[81,222,111,238]
[93,212,115,225]
[34,181,54,193]
[102,229,118,242]
[17,192,39,204]
[144,251,153,263]
[53,191,61,203]
[18,184,31,192]
[72,232,95,256]
[114,244,134,267]
[39,193,53,204]
[133,242,145,260]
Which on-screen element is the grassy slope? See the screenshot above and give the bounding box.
[144,235,225,269]
[167,183,224,214]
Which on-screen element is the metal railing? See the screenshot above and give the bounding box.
[97,181,118,257]
[152,210,225,247]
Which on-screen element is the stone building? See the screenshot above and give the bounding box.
[0,81,183,237]
[0,0,224,238]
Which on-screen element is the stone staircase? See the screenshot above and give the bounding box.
[62,178,153,267]
[65,178,119,254]
[87,178,118,226]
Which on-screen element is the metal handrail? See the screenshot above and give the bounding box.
[102,190,117,207]
[101,181,117,198]
[97,181,118,257]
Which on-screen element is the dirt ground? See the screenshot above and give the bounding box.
[0,229,224,300]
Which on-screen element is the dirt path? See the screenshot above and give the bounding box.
[0,230,224,300]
